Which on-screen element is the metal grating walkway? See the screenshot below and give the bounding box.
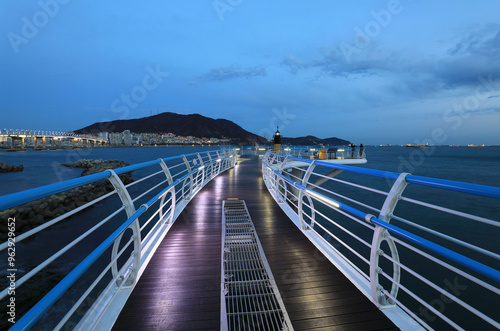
[221,199,293,331]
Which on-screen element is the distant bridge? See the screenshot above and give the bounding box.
[0,129,109,151]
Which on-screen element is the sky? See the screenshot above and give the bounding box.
[1,1,500,145]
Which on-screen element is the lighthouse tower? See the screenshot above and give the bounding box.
[273,127,281,152]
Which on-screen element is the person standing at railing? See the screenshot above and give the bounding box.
[350,144,356,158]
[359,144,364,158]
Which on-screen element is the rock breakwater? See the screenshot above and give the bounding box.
[0,159,132,241]
[0,161,23,173]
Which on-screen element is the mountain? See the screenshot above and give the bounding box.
[74,112,267,145]
[281,135,351,146]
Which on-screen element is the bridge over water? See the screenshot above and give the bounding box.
[0,129,109,151]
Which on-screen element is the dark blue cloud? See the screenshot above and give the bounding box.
[281,25,500,97]
[281,56,306,74]
[435,25,500,88]
[200,66,266,82]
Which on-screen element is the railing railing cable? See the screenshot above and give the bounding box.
[262,151,500,330]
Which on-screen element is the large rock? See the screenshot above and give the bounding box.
[0,161,23,173]
[0,159,133,241]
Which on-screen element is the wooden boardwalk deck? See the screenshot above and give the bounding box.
[113,155,398,330]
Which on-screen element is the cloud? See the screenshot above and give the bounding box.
[200,66,266,82]
[280,24,500,100]
[281,42,402,79]
[435,25,500,88]
[281,56,306,74]
[447,24,500,58]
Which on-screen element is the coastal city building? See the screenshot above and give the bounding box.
[97,131,230,146]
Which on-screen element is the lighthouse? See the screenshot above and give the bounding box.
[273,126,281,152]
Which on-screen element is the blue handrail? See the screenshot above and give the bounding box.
[405,174,500,199]
[368,217,500,284]
[263,157,500,284]
[275,153,500,199]
[0,152,208,211]
[0,171,111,211]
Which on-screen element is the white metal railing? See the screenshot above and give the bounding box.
[0,149,237,330]
[261,151,500,331]
[278,146,366,160]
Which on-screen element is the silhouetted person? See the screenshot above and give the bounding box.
[351,144,356,158]
[359,144,364,158]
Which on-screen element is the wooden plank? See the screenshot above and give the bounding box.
[113,155,398,331]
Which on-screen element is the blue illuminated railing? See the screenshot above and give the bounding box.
[0,149,237,330]
[262,151,500,330]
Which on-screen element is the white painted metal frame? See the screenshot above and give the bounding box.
[261,151,500,331]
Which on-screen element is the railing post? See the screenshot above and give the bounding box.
[278,156,290,173]
[182,154,191,173]
[107,169,135,219]
[369,172,409,308]
[296,162,317,231]
[107,170,141,287]
[197,153,204,166]
[274,175,286,204]
[158,159,174,185]
[262,151,270,163]
[200,164,206,186]
[125,216,142,287]
[298,191,316,230]
[182,174,194,200]
[159,186,177,224]
[232,150,238,167]
[270,153,277,165]
[301,161,316,186]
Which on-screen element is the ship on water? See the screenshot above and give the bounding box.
[0,128,499,331]
[405,143,429,148]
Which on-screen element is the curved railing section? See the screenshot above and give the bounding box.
[274,146,366,160]
[0,149,237,330]
[262,151,500,331]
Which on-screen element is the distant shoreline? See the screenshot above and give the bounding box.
[0,144,239,151]
[1,144,499,153]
